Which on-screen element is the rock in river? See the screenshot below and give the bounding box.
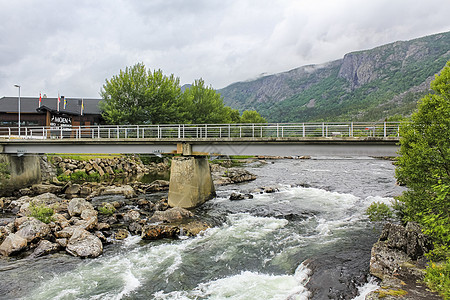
[66,227,103,258]
[0,233,28,256]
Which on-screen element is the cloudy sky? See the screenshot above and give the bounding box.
[1,0,450,99]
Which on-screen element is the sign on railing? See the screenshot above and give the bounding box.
[0,122,401,140]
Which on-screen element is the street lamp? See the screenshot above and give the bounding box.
[14,84,21,137]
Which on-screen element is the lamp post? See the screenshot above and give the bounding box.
[14,84,21,137]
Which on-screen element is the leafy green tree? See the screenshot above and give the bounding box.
[396,61,450,258]
[240,110,267,123]
[224,107,241,123]
[100,63,182,124]
[181,78,232,124]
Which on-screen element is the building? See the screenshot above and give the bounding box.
[0,96,104,128]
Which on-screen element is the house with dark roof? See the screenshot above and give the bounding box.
[0,96,104,128]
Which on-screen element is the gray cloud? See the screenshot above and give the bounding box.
[1,0,449,99]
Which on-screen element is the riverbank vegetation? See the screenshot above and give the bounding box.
[100,63,266,125]
[395,60,450,298]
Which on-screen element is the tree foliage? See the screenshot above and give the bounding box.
[395,60,450,258]
[100,63,182,124]
[100,64,266,125]
[181,79,233,124]
[240,110,267,123]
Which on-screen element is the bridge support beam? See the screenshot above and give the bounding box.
[168,156,216,209]
[177,143,192,155]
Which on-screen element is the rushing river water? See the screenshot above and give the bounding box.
[0,158,404,300]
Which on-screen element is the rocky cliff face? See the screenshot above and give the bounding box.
[220,31,450,122]
[338,35,446,90]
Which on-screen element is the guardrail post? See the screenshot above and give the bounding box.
[116,126,119,139]
[322,123,325,137]
[228,124,231,138]
[60,127,63,139]
[383,122,387,138]
[277,124,279,138]
[252,124,255,137]
[350,122,353,137]
[158,125,160,139]
[205,124,208,138]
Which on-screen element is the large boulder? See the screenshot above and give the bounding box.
[181,221,210,236]
[66,228,103,258]
[65,184,81,197]
[15,218,51,243]
[68,198,94,217]
[55,225,79,239]
[98,185,135,198]
[18,193,66,216]
[31,240,60,258]
[0,233,28,256]
[141,224,180,240]
[368,222,439,299]
[377,222,432,260]
[148,207,193,223]
[30,184,62,195]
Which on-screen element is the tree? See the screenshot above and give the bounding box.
[240,110,267,123]
[395,61,450,257]
[181,78,232,124]
[100,63,182,124]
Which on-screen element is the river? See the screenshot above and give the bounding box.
[0,157,404,299]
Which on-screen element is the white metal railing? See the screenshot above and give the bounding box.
[0,122,401,140]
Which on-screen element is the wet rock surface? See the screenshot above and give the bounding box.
[366,222,441,300]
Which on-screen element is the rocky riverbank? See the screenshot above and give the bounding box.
[366,222,442,299]
[0,155,260,260]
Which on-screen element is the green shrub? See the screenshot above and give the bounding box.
[424,260,450,299]
[366,201,394,222]
[87,171,101,182]
[98,203,116,215]
[57,174,70,182]
[70,171,88,183]
[29,202,55,224]
[0,161,11,179]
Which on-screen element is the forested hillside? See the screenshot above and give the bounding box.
[219,31,450,122]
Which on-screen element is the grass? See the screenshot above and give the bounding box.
[47,153,123,161]
[424,260,450,299]
[374,288,408,298]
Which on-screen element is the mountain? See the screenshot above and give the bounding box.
[219,31,450,122]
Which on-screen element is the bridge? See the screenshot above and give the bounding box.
[0,122,401,157]
[0,122,402,208]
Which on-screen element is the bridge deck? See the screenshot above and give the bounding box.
[0,122,401,157]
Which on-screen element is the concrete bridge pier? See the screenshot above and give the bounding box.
[168,155,216,209]
[0,154,41,196]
